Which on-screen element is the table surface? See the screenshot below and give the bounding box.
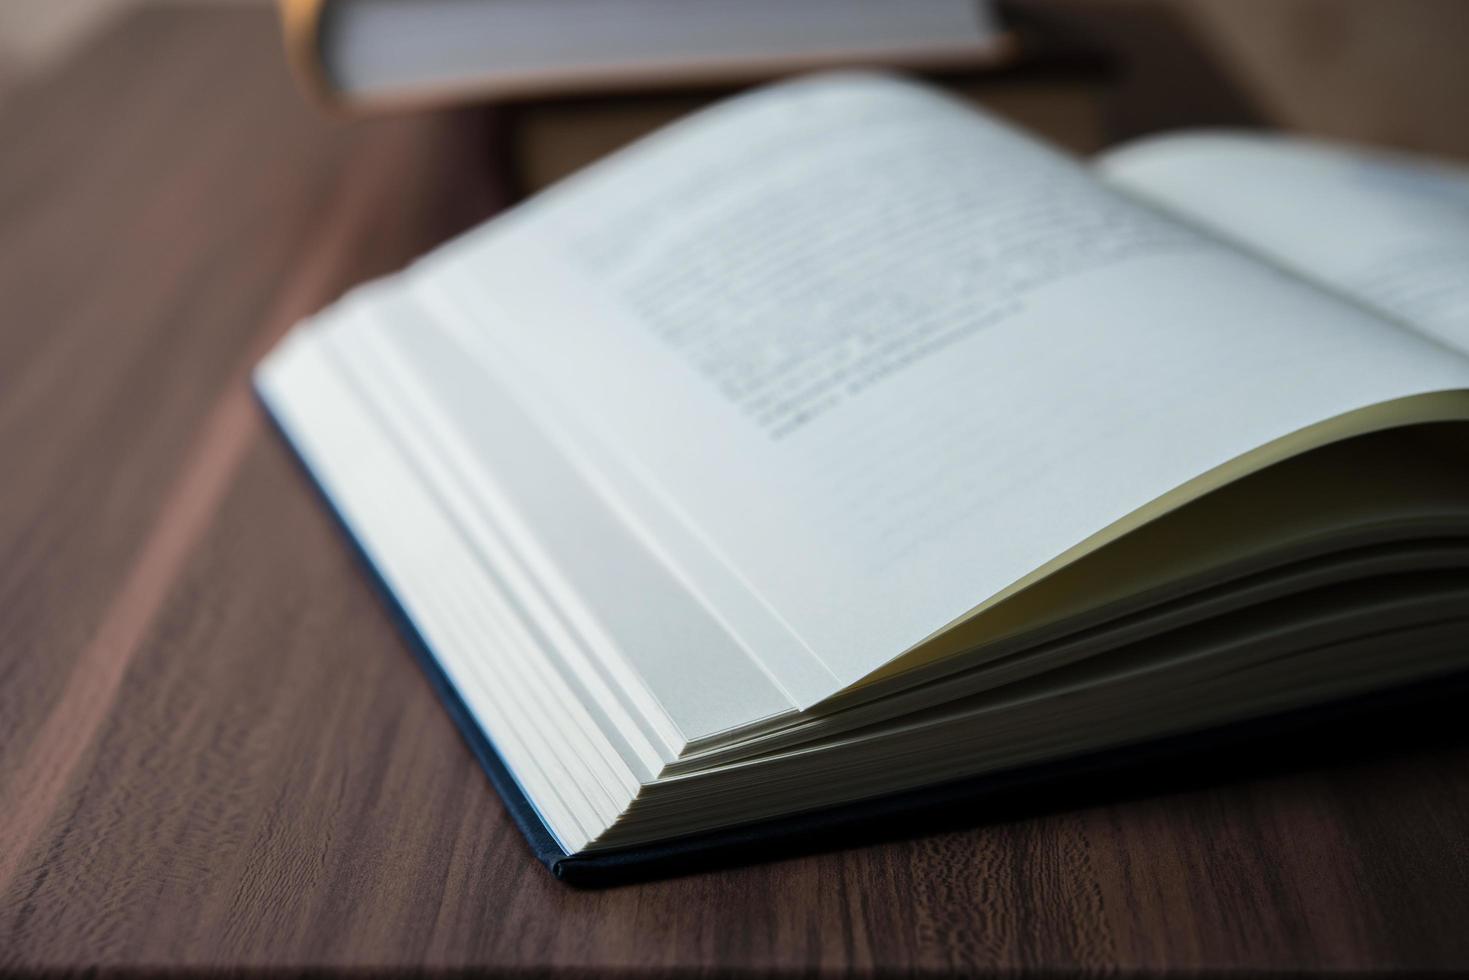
[4,4,1469,976]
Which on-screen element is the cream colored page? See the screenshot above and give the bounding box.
[408,74,1469,705]
[1098,132,1469,353]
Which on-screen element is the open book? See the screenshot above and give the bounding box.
[256,74,1469,883]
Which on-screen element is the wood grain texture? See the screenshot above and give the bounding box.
[3,3,1469,976]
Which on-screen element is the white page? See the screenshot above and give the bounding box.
[395,74,1469,707]
[334,285,805,743]
[1097,132,1469,354]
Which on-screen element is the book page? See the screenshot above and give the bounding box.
[399,74,1469,707]
[1097,133,1469,354]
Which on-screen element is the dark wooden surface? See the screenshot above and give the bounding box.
[3,4,1469,976]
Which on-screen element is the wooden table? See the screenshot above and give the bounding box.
[3,4,1468,976]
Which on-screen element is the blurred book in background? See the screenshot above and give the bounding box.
[279,0,1013,111]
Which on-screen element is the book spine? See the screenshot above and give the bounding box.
[271,0,1024,115]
